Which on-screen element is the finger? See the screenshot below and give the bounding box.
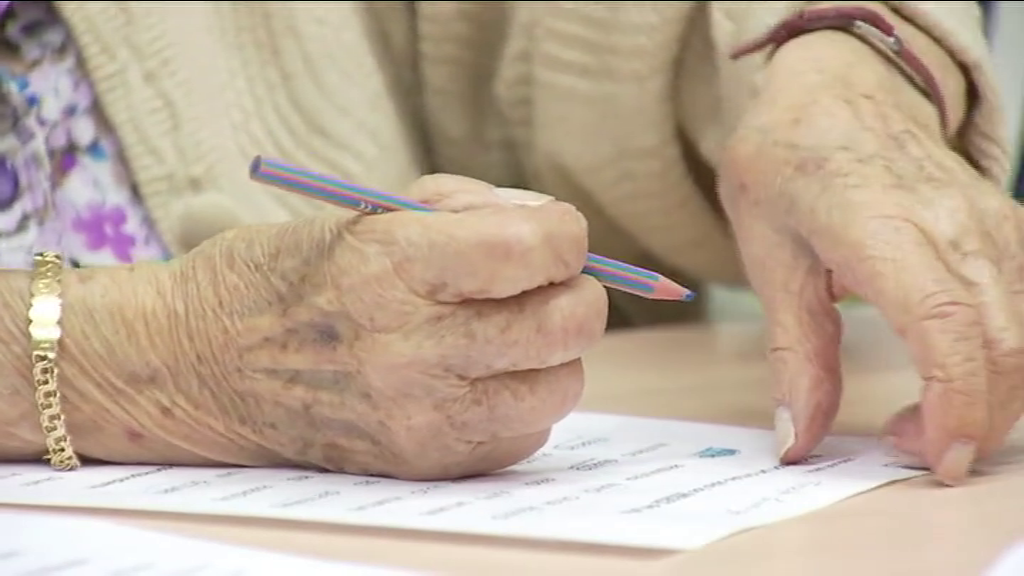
[821,220,987,485]
[349,200,591,302]
[883,404,926,462]
[947,255,1023,464]
[890,205,1024,471]
[412,275,608,377]
[400,430,552,480]
[451,360,585,441]
[404,173,509,212]
[893,214,1017,483]
[881,262,1008,474]
[884,259,1022,477]
[738,223,843,464]
[972,203,1024,458]
[767,265,843,464]
[460,429,552,477]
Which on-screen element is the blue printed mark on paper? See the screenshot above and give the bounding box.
[695,447,739,459]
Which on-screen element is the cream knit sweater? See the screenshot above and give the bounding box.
[55,2,1008,325]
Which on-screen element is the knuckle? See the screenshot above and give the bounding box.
[407,173,494,206]
[913,290,978,327]
[545,200,589,238]
[487,213,544,258]
[578,277,609,339]
[552,360,586,409]
[766,344,800,365]
[987,340,1024,378]
[477,201,589,269]
[342,211,402,248]
[923,374,986,418]
[848,215,924,258]
[992,342,1024,364]
[548,277,608,354]
[539,202,590,268]
[765,344,811,396]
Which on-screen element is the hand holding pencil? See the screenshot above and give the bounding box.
[249,156,694,302]
[159,171,615,478]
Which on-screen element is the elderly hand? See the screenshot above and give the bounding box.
[720,30,1022,485]
[141,175,605,480]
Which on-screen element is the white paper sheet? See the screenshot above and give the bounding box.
[0,412,924,550]
[986,541,1024,576]
[0,509,417,575]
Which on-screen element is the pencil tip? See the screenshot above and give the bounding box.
[681,292,696,302]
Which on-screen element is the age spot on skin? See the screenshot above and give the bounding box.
[308,320,342,346]
[125,428,145,443]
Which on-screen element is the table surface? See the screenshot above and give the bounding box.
[5,309,1023,575]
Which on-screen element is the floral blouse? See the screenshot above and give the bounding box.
[0,1,167,269]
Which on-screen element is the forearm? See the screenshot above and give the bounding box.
[761,2,968,141]
[0,268,47,459]
[0,263,215,464]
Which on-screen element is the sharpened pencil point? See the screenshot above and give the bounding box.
[681,292,695,302]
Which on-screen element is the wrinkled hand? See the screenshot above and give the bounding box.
[720,55,1023,485]
[171,176,607,480]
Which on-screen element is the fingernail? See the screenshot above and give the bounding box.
[936,440,976,486]
[774,406,797,461]
[494,187,554,206]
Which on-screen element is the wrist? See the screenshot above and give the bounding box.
[758,2,967,141]
[69,260,280,466]
[0,264,144,461]
[0,260,238,466]
[53,262,229,464]
[54,262,206,463]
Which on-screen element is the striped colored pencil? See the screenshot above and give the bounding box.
[249,156,694,302]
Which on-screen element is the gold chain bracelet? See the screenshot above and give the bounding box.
[29,251,80,471]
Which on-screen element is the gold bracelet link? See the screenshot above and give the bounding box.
[29,251,80,471]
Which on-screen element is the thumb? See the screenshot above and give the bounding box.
[406,175,557,212]
[405,174,509,212]
[742,225,844,463]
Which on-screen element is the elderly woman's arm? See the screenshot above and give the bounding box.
[704,0,1007,182]
[772,2,969,137]
[712,1,1020,484]
[0,264,209,464]
[0,179,608,479]
[0,268,53,460]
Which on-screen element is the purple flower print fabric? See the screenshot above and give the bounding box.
[0,1,168,269]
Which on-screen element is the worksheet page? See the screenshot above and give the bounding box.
[986,541,1024,576]
[0,412,924,550]
[0,509,418,575]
